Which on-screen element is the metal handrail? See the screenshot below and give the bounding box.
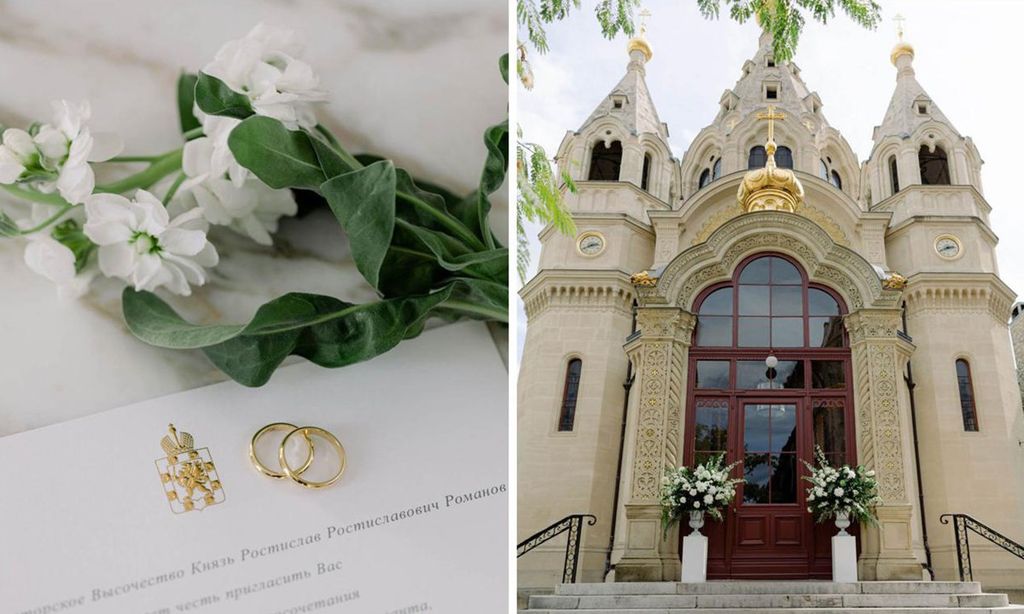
[517,514,597,583]
[939,513,1024,581]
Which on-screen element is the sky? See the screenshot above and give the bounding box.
[515,0,1024,362]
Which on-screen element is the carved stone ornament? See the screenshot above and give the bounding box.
[630,271,658,287]
[882,272,908,290]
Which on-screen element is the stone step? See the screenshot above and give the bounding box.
[529,593,1010,610]
[520,605,1024,609]
[555,582,984,596]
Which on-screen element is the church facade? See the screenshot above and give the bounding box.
[518,28,1024,594]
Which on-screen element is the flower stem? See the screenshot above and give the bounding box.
[108,155,162,163]
[183,127,204,141]
[163,172,187,204]
[95,149,183,195]
[0,183,71,207]
[15,203,79,235]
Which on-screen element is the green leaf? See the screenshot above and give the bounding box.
[0,211,18,237]
[499,53,509,85]
[176,73,201,134]
[309,134,353,178]
[228,116,327,189]
[122,285,458,387]
[433,277,508,323]
[50,220,96,273]
[194,73,253,120]
[320,161,397,290]
[451,119,508,249]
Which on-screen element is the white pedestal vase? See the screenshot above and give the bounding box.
[681,510,708,582]
[831,510,858,582]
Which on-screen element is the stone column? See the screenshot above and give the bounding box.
[845,309,924,580]
[615,305,694,581]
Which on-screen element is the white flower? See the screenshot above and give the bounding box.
[83,190,218,295]
[37,101,122,204]
[834,487,845,497]
[0,101,121,204]
[179,135,296,244]
[186,116,248,188]
[703,494,714,505]
[23,234,93,299]
[689,489,697,496]
[693,501,701,508]
[0,129,38,183]
[203,23,326,130]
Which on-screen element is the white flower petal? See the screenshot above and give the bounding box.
[0,148,27,183]
[87,132,124,162]
[3,128,37,158]
[159,227,208,257]
[97,242,137,278]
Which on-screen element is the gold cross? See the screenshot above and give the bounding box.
[637,7,652,37]
[756,105,785,143]
[894,13,906,41]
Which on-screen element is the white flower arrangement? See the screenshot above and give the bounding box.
[660,454,743,531]
[802,447,881,525]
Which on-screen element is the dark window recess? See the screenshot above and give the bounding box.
[587,141,623,181]
[830,170,843,190]
[776,146,794,169]
[748,146,767,169]
[613,100,623,109]
[558,358,583,431]
[919,145,951,185]
[766,86,778,99]
[641,153,652,191]
[698,168,711,189]
[811,361,846,389]
[819,159,829,180]
[889,155,900,194]
[712,157,722,180]
[743,403,798,503]
[956,359,979,431]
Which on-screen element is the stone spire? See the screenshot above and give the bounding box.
[578,9,667,139]
[872,16,959,145]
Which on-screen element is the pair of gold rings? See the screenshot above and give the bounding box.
[249,423,346,489]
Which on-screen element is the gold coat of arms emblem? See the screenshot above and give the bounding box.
[155,424,224,513]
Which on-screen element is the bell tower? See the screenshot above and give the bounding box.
[518,19,676,593]
[864,20,1024,587]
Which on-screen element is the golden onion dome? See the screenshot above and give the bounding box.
[890,40,914,66]
[737,140,804,213]
[627,36,653,62]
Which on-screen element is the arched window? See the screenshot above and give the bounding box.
[712,157,722,180]
[640,153,652,191]
[819,159,829,180]
[588,141,622,181]
[776,146,794,169]
[830,170,842,190]
[955,359,979,431]
[748,146,767,169]
[919,145,951,185]
[695,255,846,350]
[558,358,583,431]
[698,168,711,189]
[889,155,900,194]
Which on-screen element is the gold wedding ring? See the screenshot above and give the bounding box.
[249,422,346,489]
[280,426,347,489]
[249,422,314,479]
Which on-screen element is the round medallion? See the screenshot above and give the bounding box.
[576,232,606,256]
[935,235,962,259]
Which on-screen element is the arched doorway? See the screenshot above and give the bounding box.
[684,253,855,579]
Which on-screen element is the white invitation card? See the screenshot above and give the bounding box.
[0,323,507,613]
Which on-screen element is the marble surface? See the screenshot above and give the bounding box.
[0,0,508,436]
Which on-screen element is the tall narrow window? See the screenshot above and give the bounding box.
[712,157,722,180]
[776,146,794,169]
[698,168,711,189]
[588,141,623,181]
[830,170,843,190]
[748,146,767,169]
[558,358,583,431]
[819,159,829,180]
[955,359,979,431]
[889,155,900,194]
[640,153,652,191]
[920,145,951,185]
